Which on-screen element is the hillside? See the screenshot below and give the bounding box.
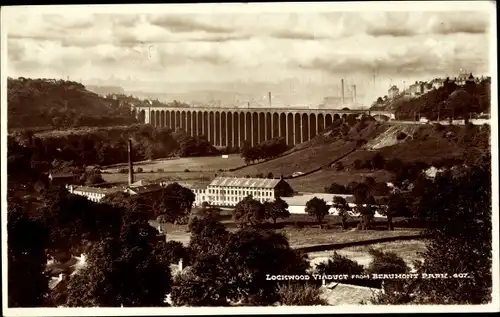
[7,78,138,130]
[227,120,490,192]
[370,77,491,121]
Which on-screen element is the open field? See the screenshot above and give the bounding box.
[152,213,423,248]
[225,140,357,177]
[309,239,428,268]
[30,125,133,139]
[101,171,212,185]
[103,154,246,173]
[287,169,394,192]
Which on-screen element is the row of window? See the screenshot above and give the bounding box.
[206,188,274,197]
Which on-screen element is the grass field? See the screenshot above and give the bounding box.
[101,171,213,185]
[287,169,394,192]
[225,140,357,178]
[103,154,246,173]
[152,213,423,248]
[309,239,428,268]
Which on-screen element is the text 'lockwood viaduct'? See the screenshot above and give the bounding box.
[132,104,394,148]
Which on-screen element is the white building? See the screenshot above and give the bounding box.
[66,185,121,203]
[192,176,294,207]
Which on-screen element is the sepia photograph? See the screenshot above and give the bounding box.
[1,2,498,315]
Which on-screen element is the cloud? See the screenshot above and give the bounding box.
[427,13,489,35]
[147,15,234,34]
[270,29,329,40]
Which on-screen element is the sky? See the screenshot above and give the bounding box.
[4,2,495,107]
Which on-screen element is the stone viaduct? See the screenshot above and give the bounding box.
[133,105,394,148]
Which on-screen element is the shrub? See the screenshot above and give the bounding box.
[118,168,128,174]
[396,132,407,140]
[136,167,143,173]
[267,172,274,179]
[325,182,349,194]
[157,168,164,172]
[184,169,190,172]
[353,159,364,169]
[333,161,344,171]
[278,284,328,306]
[434,123,445,132]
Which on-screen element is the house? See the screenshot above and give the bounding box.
[388,85,400,99]
[66,185,121,203]
[195,176,294,207]
[282,193,387,216]
[455,72,472,86]
[408,82,425,96]
[48,172,77,186]
[430,78,445,90]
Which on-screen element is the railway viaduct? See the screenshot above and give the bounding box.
[133,105,394,147]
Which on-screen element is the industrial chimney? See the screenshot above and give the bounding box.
[341,79,345,105]
[352,84,357,103]
[268,92,272,108]
[128,139,134,186]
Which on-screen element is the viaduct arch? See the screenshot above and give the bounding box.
[134,106,390,147]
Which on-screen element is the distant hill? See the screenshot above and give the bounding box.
[370,77,491,120]
[86,85,125,96]
[7,78,138,130]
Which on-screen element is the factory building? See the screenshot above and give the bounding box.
[193,176,294,207]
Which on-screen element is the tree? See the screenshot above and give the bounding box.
[277,284,327,306]
[352,183,376,230]
[332,196,351,229]
[172,226,309,306]
[222,228,310,305]
[84,173,105,185]
[264,197,290,224]
[371,153,385,170]
[378,192,412,230]
[65,213,173,307]
[305,197,330,228]
[375,156,492,305]
[324,182,349,194]
[8,197,51,307]
[233,195,266,227]
[315,252,364,283]
[155,183,195,224]
[367,248,410,295]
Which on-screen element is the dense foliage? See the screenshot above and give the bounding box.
[241,137,289,164]
[7,125,218,187]
[171,220,311,306]
[374,155,492,304]
[8,78,138,129]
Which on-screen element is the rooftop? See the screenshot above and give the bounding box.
[127,184,163,194]
[72,186,120,195]
[209,177,282,189]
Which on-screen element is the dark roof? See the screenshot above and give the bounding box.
[49,172,75,179]
[72,186,121,195]
[209,177,282,189]
[127,184,163,195]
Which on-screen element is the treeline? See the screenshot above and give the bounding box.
[395,77,491,120]
[7,152,493,306]
[8,77,138,129]
[241,137,289,164]
[8,126,218,188]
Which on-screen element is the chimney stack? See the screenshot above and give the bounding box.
[352,84,357,103]
[341,79,345,105]
[268,92,272,108]
[128,139,134,186]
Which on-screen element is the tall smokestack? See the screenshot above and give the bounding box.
[352,84,357,103]
[341,79,345,105]
[128,139,134,186]
[268,92,272,108]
